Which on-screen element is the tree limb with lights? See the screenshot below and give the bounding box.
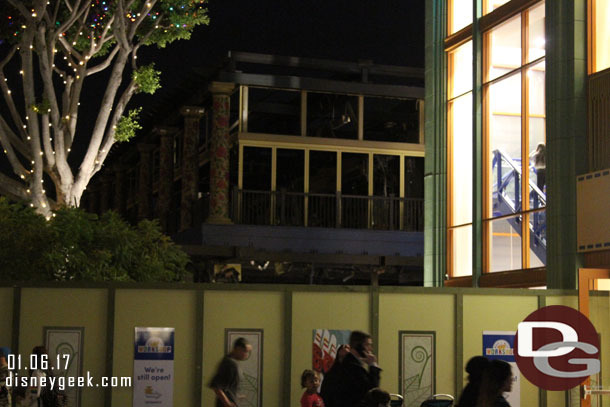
[0,0,209,216]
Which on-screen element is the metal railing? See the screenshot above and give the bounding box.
[231,188,423,231]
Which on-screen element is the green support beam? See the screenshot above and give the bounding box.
[424,0,448,287]
[545,0,587,289]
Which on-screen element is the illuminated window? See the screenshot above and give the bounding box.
[449,0,472,35]
[484,3,546,273]
[448,41,473,277]
[445,0,546,279]
[483,0,510,15]
[591,0,610,72]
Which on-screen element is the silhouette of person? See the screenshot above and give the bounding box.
[457,356,489,407]
[476,360,512,407]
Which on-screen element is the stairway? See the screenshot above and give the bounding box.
[492,149,546,264]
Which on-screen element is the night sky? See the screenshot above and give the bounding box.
[0,1,425,180]
[135,0,425,106]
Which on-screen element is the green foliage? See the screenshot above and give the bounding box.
[114,108,142,142]
[0,198,55,281]
[30,99,51,114]
[133,64,161,94]
[0,198,189,282]
[1,1,209,55]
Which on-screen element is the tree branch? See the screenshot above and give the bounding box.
[7,0,30,19]
[0,122,30,179]
[94,81,137,175]
[41,114,56,170]
[0,116,32,161]
[86,46,119,76]
[0,172,28,202]
[128,0,158,39]
[56,0,88,35]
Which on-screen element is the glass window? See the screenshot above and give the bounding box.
[451,225,473,277]
[309,151,337,194]
[450,0,472,34]
[342,153,369,196]
[277,149,304,192]
[487,15,521,81]
[243,147,271,190]
[527,61,546,203]
[363,97,418,143]
[446,1,546,278]
[405,157,424,199]
[527,2,545,63]
[488,73,522,218]
[593,0,610,72]
[488,215,522,272]
[528,210,546,267]
[307,93,358,139]
[449,41,473,98]
[248,88,301,135]
[484,0,510,15]
[450,93,473,226]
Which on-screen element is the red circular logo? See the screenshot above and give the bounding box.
[515,305,600,391]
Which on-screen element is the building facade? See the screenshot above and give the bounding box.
[84,52,427,284]
[425,0,610,288]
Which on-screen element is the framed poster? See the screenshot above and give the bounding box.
[312,329,351,376]
[399,331,435,407]
[225,329,263,407]
[44,326,84,407]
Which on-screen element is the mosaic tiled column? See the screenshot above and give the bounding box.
[113,163,126,215]
[179,106,205,231]
[156,127,176,233]
[137,143,155,220]
[207,82,234,224]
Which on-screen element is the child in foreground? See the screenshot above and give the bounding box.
[300,369,325,407]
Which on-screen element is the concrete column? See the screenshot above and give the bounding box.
[179,106,205,231]
[207,82,235,224]
[112,163,127,215]
[137,143,155,220]
[156,127,176,233]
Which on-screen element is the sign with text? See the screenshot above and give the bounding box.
[133,327,174,407]
[483,331,520,407]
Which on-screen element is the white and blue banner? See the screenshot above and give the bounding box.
[133,327,175,407]
[483,331,520,407]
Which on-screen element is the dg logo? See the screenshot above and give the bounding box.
[515,305,600,391]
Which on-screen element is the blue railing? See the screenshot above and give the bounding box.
[491,149,546,264]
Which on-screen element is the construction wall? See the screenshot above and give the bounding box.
[1,283,608,407]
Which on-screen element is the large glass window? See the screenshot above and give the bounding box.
[484,4,546,273]
[448,40,474,275]
[592,0,610,72]
[445,0,546,280]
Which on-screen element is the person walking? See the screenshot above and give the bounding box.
[209,337,252,407]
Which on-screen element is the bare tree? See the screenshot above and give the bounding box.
[0,0,209,216]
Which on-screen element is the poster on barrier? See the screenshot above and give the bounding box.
[133,327,174,407]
